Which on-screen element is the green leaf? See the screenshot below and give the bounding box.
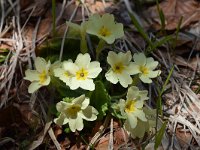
[89,81,111,120]
[147,35,172,53]
[154,122,167,149]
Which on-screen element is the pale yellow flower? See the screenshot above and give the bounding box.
[131,53,161,83]
[86,13,124,44]
[105,51,135,88]
[54,95,98,132]
[24,57,51,93]
[119,86,148,128]
[64,53,102,91]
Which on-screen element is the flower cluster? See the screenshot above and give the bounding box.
[106,51,161,87]
[54,95,98,132]
[23,13,160,136]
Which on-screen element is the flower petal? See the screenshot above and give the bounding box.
[69,117,83,132]
[28,81,42,93]
[87,61,102,78]
[42,76,50,86]
[134,109,147,122]
[135,100,144,109]
[107,51,119,67]
[73,95,87,106]
[80,106,98,121]
[146,57,158,70]
[126,86,139,100]
[54,114,64,125]
[54,68,70,85]
[117,73,132,88]
[105,70,119,84]
[112,23,124,38]
[35,57,47,73]
[147,70,161,78]
[79,79,95,91]
[126,63,140,75]
[69,77,80,90]
[75,53,91,68]
[127,113,137,129]
[24,70,40,81]
[139,74,152,83]
[63,61,78,75]
[133,53,146,66]
[56,101,69,112]
[119,51,132,65]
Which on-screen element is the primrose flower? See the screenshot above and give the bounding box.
[54,95,98,132]
[65,53,102,91]
[24,57,51,93]
[105,51,135,88]
[119,86,148,129]
[54,60,72,86]
[86,13,124,44]
[131,53,161,83]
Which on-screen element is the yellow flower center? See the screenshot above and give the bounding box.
[125,100,136,113]
[76,68,88,80]
[113,62,125,74]
[39,70,48,84]
[66,104,81,118]
[98,26,111,37]
[139,66,149,75]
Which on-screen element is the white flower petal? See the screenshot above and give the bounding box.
[63,61,78,75]
[127,86,139,100]
[73,95,87,106]
[112,23,124,38]
[117,73,132,88]
[147,70,161,78]
[87,61,102,78]
[28,81,42,93]
[79,79,95,91]
[24,70,40,81]
[69,77,80,90]
[42,76,50,86]
[75,53,91,68]
[35,57,47,73]
[54,68,70,85]
[80,106,98,121]
[54,114,64,125]
[127,113,137,129]
[139,74,152,83]
[69,117,83,132]
[56,101,69,112]
[133,53,146,66]
[126,63,140,75]
[146,58,159,70]
[135,100,144,109]
[119,51,132,65]
[81,97,90,109]
[105,70,119,84]
[107,51,119,67]
[134,109,147,122]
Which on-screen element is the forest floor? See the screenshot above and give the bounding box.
[0,0,200,149]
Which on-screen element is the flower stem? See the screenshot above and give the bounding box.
[80,32,88,54]
[96,39,106,60]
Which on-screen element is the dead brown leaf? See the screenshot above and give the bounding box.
[148,0,200,30]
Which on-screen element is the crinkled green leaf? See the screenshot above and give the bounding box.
[89,81,110,120]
